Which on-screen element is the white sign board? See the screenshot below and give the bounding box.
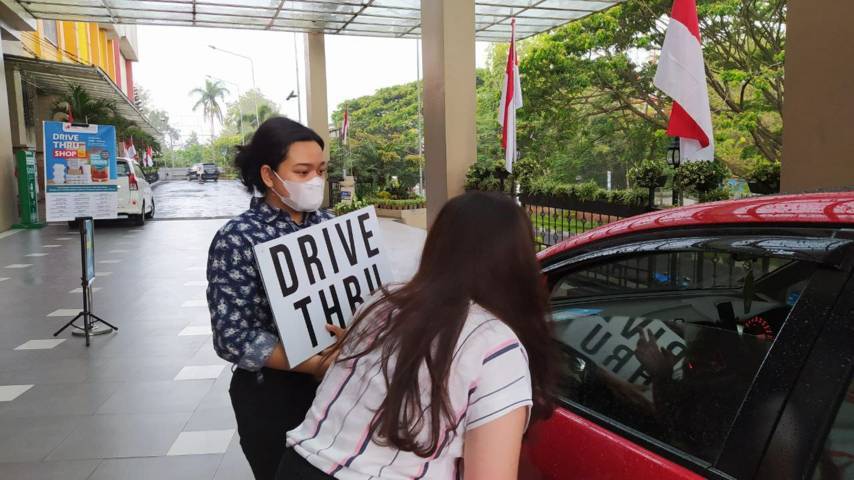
[254,207,391,366]
[554,310,687,386]
[43,121,119,222]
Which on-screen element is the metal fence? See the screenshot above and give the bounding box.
[519,194,653,251]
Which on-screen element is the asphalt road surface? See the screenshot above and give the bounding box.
[152,179,252,219]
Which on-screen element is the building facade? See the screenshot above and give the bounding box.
[0,5,147,231]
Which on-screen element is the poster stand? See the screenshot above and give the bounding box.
[53,216,118,346]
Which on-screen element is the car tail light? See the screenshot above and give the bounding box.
[128,172,139,191]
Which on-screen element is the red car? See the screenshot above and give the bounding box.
[522,192,854,480]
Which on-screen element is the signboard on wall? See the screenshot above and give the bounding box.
[254,207,391,366]
[43,122,118,222]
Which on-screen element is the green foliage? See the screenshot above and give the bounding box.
[330,82,422,191]
[334,199,370,215]
[677,160,732,197]
[465,160,511,193]
[52,84,117,124]
[702,187,733,202]
[190,79,229,140]
[628,159,670,189]
[524,178,648,207]
[745,158,781,186]
[364,197,426,210]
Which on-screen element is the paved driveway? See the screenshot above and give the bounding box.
[0,215,425,479]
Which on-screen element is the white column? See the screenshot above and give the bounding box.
[420,0,477,225]
[304,32,330,164]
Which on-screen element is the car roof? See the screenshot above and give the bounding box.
[538,191,854,260]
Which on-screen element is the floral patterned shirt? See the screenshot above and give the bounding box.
[206,197,335,371]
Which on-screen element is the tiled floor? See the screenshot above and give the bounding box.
[0,217,426,479]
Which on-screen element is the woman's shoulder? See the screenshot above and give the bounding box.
[458,304,524,357]
[209,211,260,251]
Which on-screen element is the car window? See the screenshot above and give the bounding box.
[133,164,145,179]
[812,377,854,480]
[549,249,818,464]
[116,161,130,177]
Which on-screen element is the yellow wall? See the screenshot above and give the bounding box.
[22,19,114,74]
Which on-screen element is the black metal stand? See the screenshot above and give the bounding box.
[52,216,117,346]
[53,281,117,346]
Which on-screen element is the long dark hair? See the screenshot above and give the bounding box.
[341,191,557,457]
[234,116,324,194]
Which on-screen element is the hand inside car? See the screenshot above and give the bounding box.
[636,329,678,380]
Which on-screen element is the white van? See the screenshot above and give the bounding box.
[116,158,154,226]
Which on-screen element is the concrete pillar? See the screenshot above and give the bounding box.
[0,39,18,231]
[304,32,330,164]
[5,68,27,147]
[781,1,854,193]
[421,0,477,225]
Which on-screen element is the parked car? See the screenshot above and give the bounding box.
[187,163,219,182]
[522,192,854,480]
[116,157,154,226]
[186,164,199,181]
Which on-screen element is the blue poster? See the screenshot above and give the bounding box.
[43,122,119,221]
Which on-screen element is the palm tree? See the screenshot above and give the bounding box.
[52,83,117,124]
[190,79,229,141]
[240,104,279,143]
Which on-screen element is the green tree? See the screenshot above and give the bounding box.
[224,89,281,141]
[51,83,117,124]
[190,79,229,142]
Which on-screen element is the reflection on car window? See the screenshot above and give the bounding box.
[813,379,854,479]
[549,250,817,463]
[116,162,130,177]
[133,164,145,178]
[552,251,793,300]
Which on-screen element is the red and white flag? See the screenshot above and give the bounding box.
[498,18,523,173]
[341,108,349,146]
[654,0,714,162]
[145,145,154,167]
[125,137,137,161]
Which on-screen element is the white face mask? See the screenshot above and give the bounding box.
[271,171,324,212]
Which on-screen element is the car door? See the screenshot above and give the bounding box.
[132,163,152,210]
[523,227,853,480]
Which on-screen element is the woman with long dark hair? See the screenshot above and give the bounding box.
[276,192,557,479]
[206,117,340,480]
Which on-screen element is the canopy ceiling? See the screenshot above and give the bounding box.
[6,55,161,138]
[14,0,621,42]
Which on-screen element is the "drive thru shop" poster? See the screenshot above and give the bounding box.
[44,122,118,222]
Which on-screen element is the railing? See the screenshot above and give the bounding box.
[519,194,653,251]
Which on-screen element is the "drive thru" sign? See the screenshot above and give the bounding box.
[254,207,391,366]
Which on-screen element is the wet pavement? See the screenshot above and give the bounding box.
[0,211,425,479]
[152,180,252,220]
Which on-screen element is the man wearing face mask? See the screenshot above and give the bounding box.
[206,117,342,480]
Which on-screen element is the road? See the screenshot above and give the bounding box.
[152,179,252,219]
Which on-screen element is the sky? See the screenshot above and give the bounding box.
[134,26,492,144]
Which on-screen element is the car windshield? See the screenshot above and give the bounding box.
[116,162,130,177]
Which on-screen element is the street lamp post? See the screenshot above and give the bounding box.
[667,137,681,206]
[293,32,302,123]
[209,45,260,128]
[206,75,245,143]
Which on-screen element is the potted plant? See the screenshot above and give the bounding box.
[628,159,670,208]
[677,160,731,202]
[746,159,781,194]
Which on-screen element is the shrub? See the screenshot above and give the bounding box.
[702,187,733,202]
[523,177,648,208]
[333,199,370,215]
[376,190,392,200]
[465,160,511,193]
[365,197,426,210]
[677,160,731,196]
[628,159,670,189]
[745,159,781,190]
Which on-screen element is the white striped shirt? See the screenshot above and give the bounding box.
[286,300,533,479]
